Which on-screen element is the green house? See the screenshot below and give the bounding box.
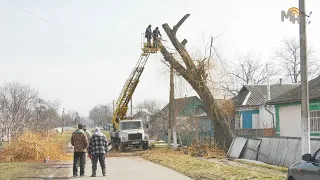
[267,76,320,137]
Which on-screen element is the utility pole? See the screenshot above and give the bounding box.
[112,100,115,115]
[62,108,65,134]
[208,37,213,71]
[172,70,178,150]
[168,65,173,148]
[266,64,271,101]
[130,97,133,116]
[299,0,310,155]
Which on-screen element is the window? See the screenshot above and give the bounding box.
[310,111,320,131]
[120,121,142,130]
[195,106,201,114]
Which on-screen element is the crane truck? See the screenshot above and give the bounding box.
[109,33,161,152]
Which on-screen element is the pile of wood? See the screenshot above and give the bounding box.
[0,131,66,162]
[182,143,225,158]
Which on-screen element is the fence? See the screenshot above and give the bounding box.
[235,136,320,167]
[233,128,276,137]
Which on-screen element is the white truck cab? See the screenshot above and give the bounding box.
[118,119,149,151]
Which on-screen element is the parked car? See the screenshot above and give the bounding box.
[287,148,320,180]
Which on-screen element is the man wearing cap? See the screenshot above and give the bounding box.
[71,123,88,177]
[88,127,108,177]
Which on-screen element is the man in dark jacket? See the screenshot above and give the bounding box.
[71,123,88,177]
[88,127,108,177]
[152,27,162,48]
[145,25,152,48]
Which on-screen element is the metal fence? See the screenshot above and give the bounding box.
[234,136,320,167]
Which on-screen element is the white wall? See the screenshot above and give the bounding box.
[252,114,260,129]
[279,105,301,137]
[258,105,275,129]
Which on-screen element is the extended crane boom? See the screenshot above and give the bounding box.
[109,33,161,151]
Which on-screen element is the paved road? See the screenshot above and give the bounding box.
[68,156,192,180]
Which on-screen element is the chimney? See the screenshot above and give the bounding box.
[280,78,283,85]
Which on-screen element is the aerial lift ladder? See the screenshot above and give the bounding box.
[109,34,161,149]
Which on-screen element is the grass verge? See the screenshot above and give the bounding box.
[0,162,69,180]
[235,159,288,173]
[140,149,286,180]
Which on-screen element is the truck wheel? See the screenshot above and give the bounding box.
[119,143,126,152]
[142,142,149,150]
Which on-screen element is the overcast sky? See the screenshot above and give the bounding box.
[0,0,319,116]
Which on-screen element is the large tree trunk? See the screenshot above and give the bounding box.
[159,14,234,150]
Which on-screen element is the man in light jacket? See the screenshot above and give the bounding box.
[88,127,108,177]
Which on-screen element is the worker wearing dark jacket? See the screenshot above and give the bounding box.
[88,127,108,177]
[152,27,162,48]
[145,25,152,47]
[71,124,88,177]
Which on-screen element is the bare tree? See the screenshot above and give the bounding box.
[221,52,277,95]
[0,82,39,137]
[89,104,112,127]
[135,100,162,114]
[158,14,233,150]
[274,37,319,83]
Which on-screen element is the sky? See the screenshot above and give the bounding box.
[0,0,319,116]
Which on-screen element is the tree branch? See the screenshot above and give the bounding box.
[173,14,191,34]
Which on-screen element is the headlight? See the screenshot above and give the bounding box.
[144,135,149,140]
[121,136,126,141]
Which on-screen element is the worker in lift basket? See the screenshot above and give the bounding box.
[88,127,108,177]
[152,27,162,48]
[145,25,152,48]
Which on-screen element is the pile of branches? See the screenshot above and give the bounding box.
[182,142,226,158]
[0,131,66,162]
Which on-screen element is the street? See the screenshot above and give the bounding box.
[67,156,192,180]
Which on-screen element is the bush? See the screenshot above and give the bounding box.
[0,131,67,162]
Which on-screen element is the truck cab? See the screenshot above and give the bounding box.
[118,119,149,151]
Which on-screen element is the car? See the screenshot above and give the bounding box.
[287,148,320,180]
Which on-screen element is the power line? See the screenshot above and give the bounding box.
[10,1,131,58]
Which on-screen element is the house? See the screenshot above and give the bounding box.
[131,109,153,128]
[266,76,320,137]
[234,83,299,129]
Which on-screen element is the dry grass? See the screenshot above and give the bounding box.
[140,148,286,180]
[185,143,226,158]
[0,131,70,162]
[235,159,288,173]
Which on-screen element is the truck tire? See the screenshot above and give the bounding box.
[142,142,149,150]
[119,143,126,152]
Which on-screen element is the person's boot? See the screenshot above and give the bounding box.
[102,168,106,176]
[91,169,96,177]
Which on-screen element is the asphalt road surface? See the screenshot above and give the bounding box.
[68,156,192,180]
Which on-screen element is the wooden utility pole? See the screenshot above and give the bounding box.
[62,108,65,134]
[172,68,177,150]
[168,65,174,147]
[299,0,310,155]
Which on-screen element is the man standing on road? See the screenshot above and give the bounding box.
[88,127,108,177]
[83,125,91,142]
[71,123,88,177]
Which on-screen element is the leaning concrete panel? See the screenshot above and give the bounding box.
[227,137,247,159]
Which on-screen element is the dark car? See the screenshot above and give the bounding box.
[287,148,320,180]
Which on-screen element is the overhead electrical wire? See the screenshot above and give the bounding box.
[10,1,132,58]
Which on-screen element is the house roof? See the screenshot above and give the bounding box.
[126,108,152,116]
[162,96,200,116]
[235,84,299,107]
[267,76,320,105]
